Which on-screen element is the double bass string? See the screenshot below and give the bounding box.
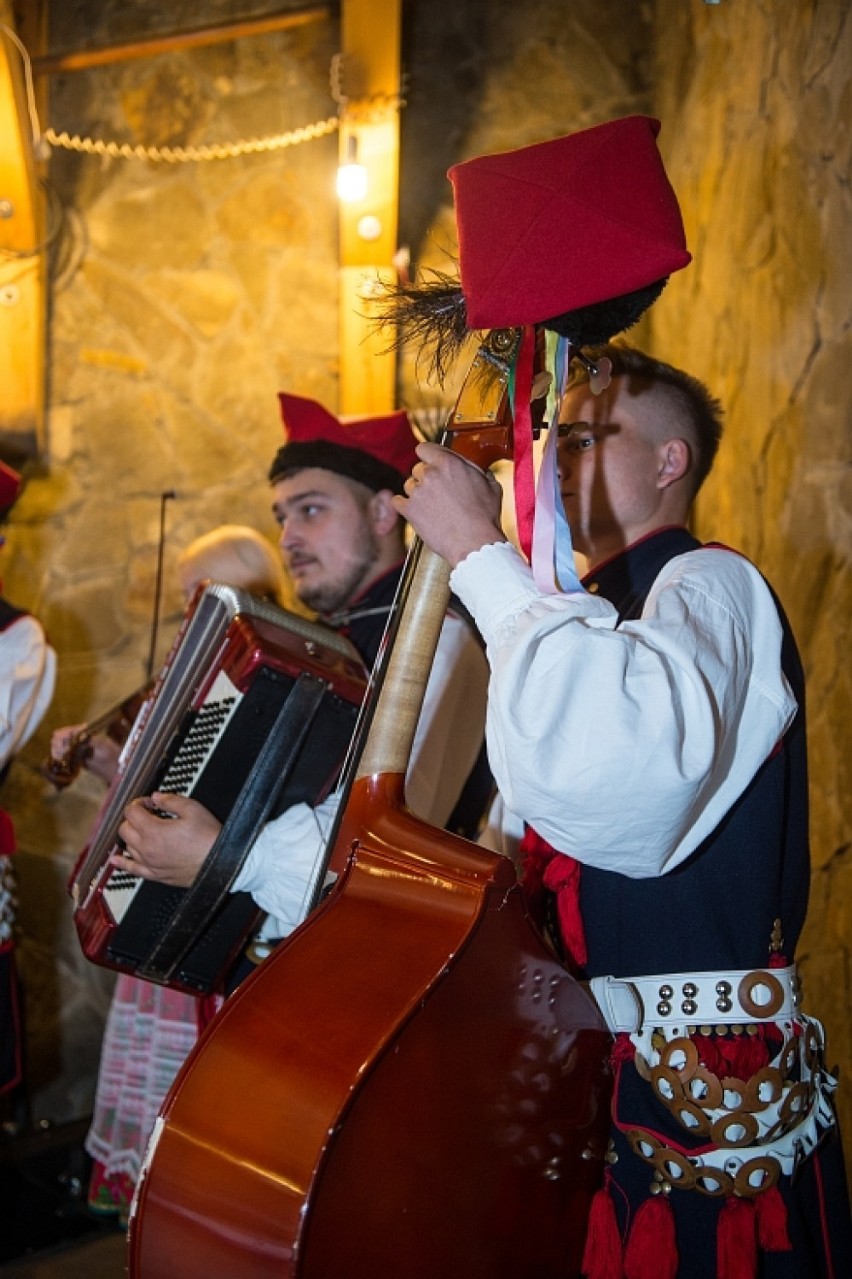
[304,527,426,913]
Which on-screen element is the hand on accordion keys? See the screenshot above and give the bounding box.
[112,792,222,887]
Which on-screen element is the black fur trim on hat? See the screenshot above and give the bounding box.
[268,440,406,495]
[369,270,669,388]
[543,278,668,346]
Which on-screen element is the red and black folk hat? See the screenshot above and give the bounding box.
[374,115,691,375]
[270,394,419,495]
[449,115,690,332]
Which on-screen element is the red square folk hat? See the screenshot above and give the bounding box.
[270,394,419,495]
[449,115,691,331]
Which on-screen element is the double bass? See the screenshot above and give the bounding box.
[128,330,612,1279]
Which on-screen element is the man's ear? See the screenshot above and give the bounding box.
[369,488,401,536]
[657,438,691,490]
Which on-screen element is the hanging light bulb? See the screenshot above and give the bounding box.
[336,133,368,202]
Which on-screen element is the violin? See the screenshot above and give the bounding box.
[45,490,177,790]
[41,683,154,789]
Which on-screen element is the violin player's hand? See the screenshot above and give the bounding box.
[50,724,122,784]
[393,442,507,568]
[111,792,222,887]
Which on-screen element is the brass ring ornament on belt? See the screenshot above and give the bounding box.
[628,1129,662,1162]
[670,1098,712,1137]
[710,1109,759,1148]
[720,1076,748,1110]
[779,1037,799,1077]
[649,1064,685,1106]
[737,969,785,1019]
[733,1155,781,1199]
[650,1145,696,1190]
[803,1020,823,1068]
[692,1166,735,1197]
[779,1080,810,1126]
[660,1037,699,1082]
[686,1066,723,1110]
[760,1115,794,1144]
[743,1066,784,1112]
[627,1131,696,1191]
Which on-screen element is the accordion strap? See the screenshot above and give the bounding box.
[137,671,331,985]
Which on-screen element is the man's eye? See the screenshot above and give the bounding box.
[557,422,596,452]
[559,432,596,453]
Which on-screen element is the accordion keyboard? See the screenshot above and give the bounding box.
[102,670,243,924]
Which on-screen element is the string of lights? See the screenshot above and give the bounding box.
[2,21,342,166]
[43,118,339,164]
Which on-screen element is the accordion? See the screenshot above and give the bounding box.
[68,583,368,995]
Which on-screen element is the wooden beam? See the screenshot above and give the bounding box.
[0,1,46,455]
[31,4,332,76]
[338,0,401,416]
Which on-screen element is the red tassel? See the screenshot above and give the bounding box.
[717,1197,757,1279]
[624,1195,678,1279]
[542,851,587,968]
[518,827,558,929]
[519,825,588,969]
[582,1180,623,1279]
[755,1185,792,1252]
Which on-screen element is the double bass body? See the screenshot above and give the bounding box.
[128,776,611,1278]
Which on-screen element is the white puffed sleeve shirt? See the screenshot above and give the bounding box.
[456,541,796,878]
[0,615,57,769]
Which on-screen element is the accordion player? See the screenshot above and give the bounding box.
[68,582,368,995]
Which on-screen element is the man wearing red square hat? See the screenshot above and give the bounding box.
[0,460,56,1101]
[392,117,850,1278]
[115,396,492,963]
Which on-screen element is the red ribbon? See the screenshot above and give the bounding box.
[511,325,537,561]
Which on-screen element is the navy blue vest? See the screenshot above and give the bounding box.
[575,528,809,978]
[0,598,26,632]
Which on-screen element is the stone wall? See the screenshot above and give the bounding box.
[651,0,852,1161]
[3,0,850,1179]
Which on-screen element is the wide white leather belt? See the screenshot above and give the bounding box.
[589,964,799,1035]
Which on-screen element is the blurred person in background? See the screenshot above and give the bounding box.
[48,522,285,1225]
[0,460,57,1117]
